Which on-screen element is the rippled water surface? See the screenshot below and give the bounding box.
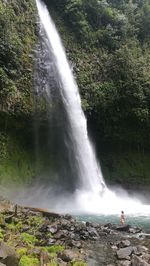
[76,214,150,231]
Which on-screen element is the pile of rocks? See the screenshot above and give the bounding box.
[110,239,150,266]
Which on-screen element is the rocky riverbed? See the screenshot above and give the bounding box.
[0,198,149,266]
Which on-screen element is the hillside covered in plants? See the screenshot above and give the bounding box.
[0,0,150,188]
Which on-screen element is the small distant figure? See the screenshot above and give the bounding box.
[120,211,125,225]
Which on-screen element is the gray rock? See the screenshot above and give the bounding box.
[0,242,15,259]
[131,255,150,266]
[117,240,131,248]
[116,246,134,260]
[57,258,67,265]
[141,254,150,264]
[47,226,58,234]
[117,260,131,266]
[48,238,56,245]
[2,255,19,266]
[54,230,68,239]
[116,225,130,232]
[128,227,142,234]
[0,263,6,266]
[87,227,99,238]
[58,249,79,262]
[71,240,82,248]
[136,245,148,254]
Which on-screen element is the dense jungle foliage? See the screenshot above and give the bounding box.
[45,0,150,152]
[0,0,150,187]
[0,0,37,185]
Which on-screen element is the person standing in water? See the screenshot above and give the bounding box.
[120,211,125,225]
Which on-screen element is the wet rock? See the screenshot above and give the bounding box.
[131,255,150,266]
[116,225,130,232]
[128,227,142,234]
[116,246,134,260]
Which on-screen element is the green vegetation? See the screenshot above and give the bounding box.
[0,0,37,115]
[72,261,87,266]
[47,0,150,151]
[16,248,28,257]
[45,0,150,186]
[21,233,38,246]
[19,255,39,266]
[0,0,150,187]
[0,0,37,185]
[43,245,65,254]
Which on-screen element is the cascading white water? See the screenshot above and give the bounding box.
[34,0,150,216]
[35,0,105,193]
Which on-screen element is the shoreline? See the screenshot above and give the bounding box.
[0,198,149,265]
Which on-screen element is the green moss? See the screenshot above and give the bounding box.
[19,255,39,266]
[28,216,43,227]
[71,262,87,266]
[16,221,24,231]
[21,233,38,246]
[16,247,28,257]
[0,228,4,240]
[44,245,64,254]
[7,223,16,231]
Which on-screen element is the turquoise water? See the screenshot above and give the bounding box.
[76,214,150,232]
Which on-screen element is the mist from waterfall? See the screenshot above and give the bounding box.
[20,0,150,216]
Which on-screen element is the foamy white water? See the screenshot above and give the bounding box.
[34,0,150,216]
[36,0,105,192]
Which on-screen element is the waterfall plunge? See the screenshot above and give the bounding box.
[33,0,150,216]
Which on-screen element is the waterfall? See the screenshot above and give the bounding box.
[35,0,105,194]
[32,0,150,215]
